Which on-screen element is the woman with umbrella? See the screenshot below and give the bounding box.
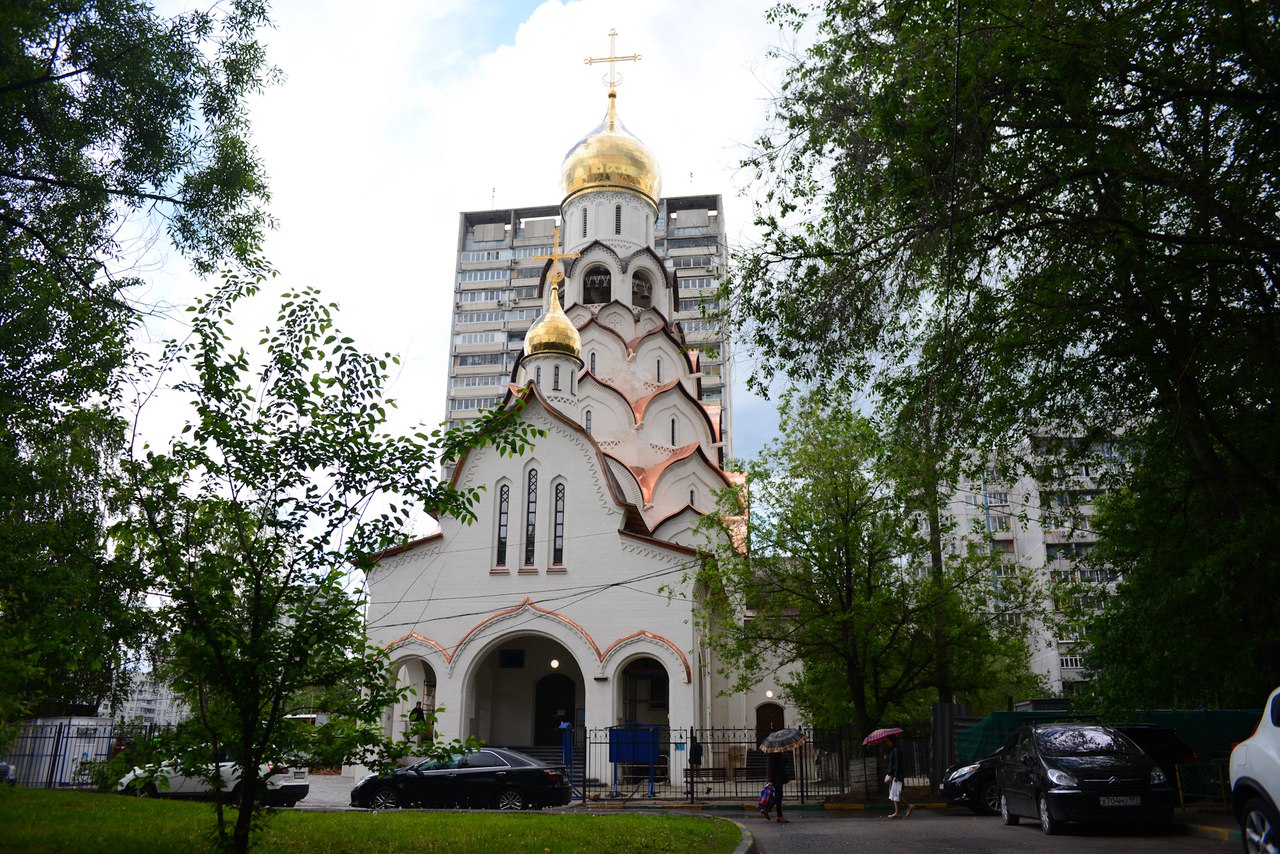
[760,728,803,823]
[864,727,913,819]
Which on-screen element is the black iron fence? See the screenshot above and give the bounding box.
[1,720,164,790]
[578,725,930,804]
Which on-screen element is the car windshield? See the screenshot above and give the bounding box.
[1036,726,1138,756]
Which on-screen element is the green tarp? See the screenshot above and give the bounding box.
[954,709,1261,764]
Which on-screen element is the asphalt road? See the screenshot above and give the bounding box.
[744,810,1231,853]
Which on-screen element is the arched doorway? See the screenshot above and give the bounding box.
[534,674,575,746]
[755,702,785,745]
[619,657,669,726]
[390,658,437,741]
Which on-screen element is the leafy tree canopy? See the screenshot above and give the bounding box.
[732,0,1279,709]
[0,0,277,724]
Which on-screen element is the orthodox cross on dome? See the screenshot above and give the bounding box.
[584,28,641,92]
[533,227,579,287]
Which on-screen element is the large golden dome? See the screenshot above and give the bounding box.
[561,91,661,207]
[524,285,581,358]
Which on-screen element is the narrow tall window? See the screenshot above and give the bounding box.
[553,483,566,564]
[585,410,592,434]
[581,208,587,238]
[536,366,541,385]
[690,488,696,506]
[615,204,622,235]
[671,418,677,446]
[496,485,510,566]
[524,469,538,565]
[656,358,663,383]
[553,365,561,390]
[590,352,596,373]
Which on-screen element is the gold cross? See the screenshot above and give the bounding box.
[533,227,579,285]
[584,29,641,91]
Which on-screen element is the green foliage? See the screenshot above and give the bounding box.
[734,0,1280,708]
[111,272,537,853]
[694,389,1039,736]
[0,0,278,726]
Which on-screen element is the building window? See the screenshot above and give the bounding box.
[536,366,541,385]
[615,204,622,235]
[632,271,653,308]
[496,485,510,566]
[689,488,695,506]
[583,266,611,303]
[553,483,566,565]
[581,208,587,238]
[590,352,596,373]
[553,365,561,390]
[656,358,662,383]
[585,410,592,434]
[670,418,677,446]
[524,469,538,565]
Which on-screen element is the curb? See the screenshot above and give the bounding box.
[1173,820,1241,844]
[728,820,756,854]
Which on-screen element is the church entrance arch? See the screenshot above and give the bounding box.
[465,633,583,748]
[390,657,437,741]
[618,656,669,727]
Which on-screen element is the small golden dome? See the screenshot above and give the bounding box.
[561,91,661,207]
[524,285,581,358]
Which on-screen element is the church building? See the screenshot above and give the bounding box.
[365,60,791,761]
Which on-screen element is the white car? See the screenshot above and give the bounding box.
[1231,687,1280,854]
[118,756,309,807]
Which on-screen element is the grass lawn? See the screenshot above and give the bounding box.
[0,787,743,853]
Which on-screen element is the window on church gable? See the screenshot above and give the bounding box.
[553,365,561,391]
[535,366,541,385]
[632,271,652,309]
[524,469,538,565]
[584,410,592,434]
[615,204,622,235]
[671,417,677,446]
[581,208,587,238]
[656,358,662,383]
[583,266,611,304]
[689,488,696,506]
[553,483,566,565]
[496,484,510,566]
[589,352,596,373]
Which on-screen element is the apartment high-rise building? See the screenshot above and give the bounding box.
[446,195,732,462]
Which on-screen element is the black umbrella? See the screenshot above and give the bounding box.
[760,727,806,753]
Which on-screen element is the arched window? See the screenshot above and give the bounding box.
[615,204,622,235]
[589,352,597,373]
[535,366,542,385]
[553,365,561,391]
[689,488,696,506]
[583,266,611,303]
[553,483,566,564]
[524,469,538,565]
[671,417,677,446]
[656,358,663,383]
[496,484,510,566]
[581,207,587,238]
[632,270,652,308]
[584,410,592,434]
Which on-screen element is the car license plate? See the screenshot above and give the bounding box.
[1099,796,1139,807]
[293,771,306,779]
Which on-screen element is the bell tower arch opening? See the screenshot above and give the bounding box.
[465,634,584,748]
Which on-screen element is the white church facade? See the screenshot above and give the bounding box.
[364,81,792,756]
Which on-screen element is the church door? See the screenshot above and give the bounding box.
[755,703,785,745]
[534,674,575,746]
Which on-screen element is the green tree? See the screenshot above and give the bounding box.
[694,390,1038,736]
[0,0,277,723]
[112,274,536,853]
[731,0,1280,707]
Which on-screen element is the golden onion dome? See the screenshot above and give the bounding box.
[561,90,661,207]
[524,285,581,358]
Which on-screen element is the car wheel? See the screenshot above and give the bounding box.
[972,778,1000,816]
[496,787,525,810]
[370,787,401,810]
[1241,797,1279,854]
[1001,792,1019,826]
[135,783,158,798]
[1038,793,1060,836]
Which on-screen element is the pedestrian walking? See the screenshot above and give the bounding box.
[883,733,913,819]
[764,748,794,822]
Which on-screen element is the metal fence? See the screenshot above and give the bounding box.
[578,725,930,805]
[1,719,163,790]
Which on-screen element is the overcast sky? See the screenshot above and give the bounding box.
[141,0,795,472]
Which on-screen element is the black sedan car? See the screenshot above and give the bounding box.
[996,723,1175,835]
[941,754,1001,814]
[351,747,572,811]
